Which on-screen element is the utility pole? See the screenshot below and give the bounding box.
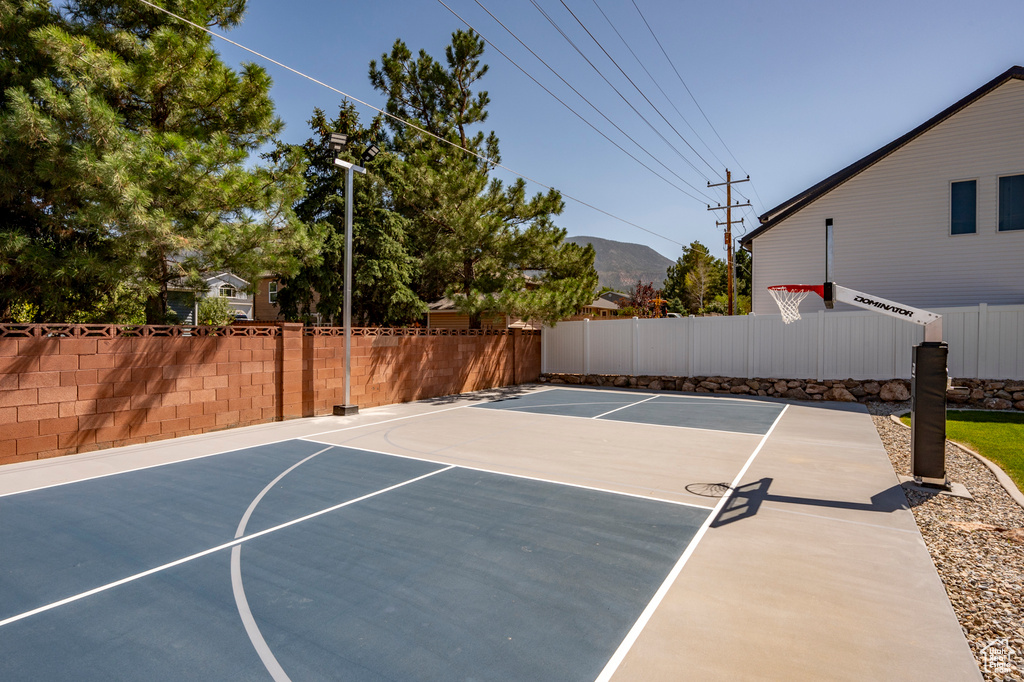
[707,169,751,315]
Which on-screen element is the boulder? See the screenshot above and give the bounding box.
[863,381,881,395]
[649,379,663,391]
[681,381,696,392]
[1004,381,1024,392]
[699,381,720,390]
[787,380,802,388]
[783,387,810,400]
[995,390,1013,401]
[880,381,910,401]
[730,385,751,394]
[1015,401,1024,411]
[565,375,581,385]
[746,379,761,390]
[983,398,1012,410]
[805,384,827,395]
[844,379,861,389]
[774,380,788,393]
[613,375,629,387]
[824,387,857,402]
[970,389,985,401]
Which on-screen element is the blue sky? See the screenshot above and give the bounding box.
[211,0,1024,261]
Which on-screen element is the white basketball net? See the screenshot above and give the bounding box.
[768,286,811,324]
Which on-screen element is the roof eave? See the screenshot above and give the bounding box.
[741,65,1024,248]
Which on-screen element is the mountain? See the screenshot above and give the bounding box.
[566,235,675,292]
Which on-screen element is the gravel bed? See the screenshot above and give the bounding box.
[868,402,1024,681]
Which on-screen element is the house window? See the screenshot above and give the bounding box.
[219,284,236,298]
[269,281,278,304]
[998,174,1024,231]
[950,180,976,235]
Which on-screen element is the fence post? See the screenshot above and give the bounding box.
[687,315,695,377]
[747,314,755,379]
[632,317,639,376]
[816,310,825,381]
[583,318,591,375]
[977,303,988,379]
[280,322,303,420]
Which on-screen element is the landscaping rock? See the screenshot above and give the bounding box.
[880,381,910,401]
[984,398,1013,410]
[824,386,857,402]
[863,381,881,395]
[783,387,810,400]
[649,379,663,391]
[805,384,827,395]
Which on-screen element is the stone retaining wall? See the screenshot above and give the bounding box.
[539,373,1024,411]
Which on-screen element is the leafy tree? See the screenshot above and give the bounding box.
[370,30,597,327]
[198,295,235,326]
[662,241,727,315]
[0,0,312,323]
[273,103,423,326]
[620,280,662,318]
[735,247,752,298]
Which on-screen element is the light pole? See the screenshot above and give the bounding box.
[327,133,379,416]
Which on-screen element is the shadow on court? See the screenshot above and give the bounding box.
[711,477,910,527]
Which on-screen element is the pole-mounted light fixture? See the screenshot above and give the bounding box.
[360,142,380,166]
[327,132,348,154]
[329,131,369,418]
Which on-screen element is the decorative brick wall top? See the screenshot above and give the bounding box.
[0,323,282,338]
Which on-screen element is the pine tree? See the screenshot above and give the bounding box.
[273,103,423,326]
[0,0,311,323]
[370,30,597,328]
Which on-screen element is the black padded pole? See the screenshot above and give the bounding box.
[910,342,948,486]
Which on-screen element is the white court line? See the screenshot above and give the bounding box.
[0,463,454,629]
[473,404,768,437]
[230,446,334,682]
[593,404,790,682]
[298,438,715,512]
[591,395,660,419]
[543,385,785,406]
[0,387,553,499]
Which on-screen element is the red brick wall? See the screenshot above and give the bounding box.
[0,325,540,466]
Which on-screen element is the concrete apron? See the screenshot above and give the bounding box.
[612,401,981,682]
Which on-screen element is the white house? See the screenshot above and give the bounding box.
[167,272,254,323]
[742,65,1024,315]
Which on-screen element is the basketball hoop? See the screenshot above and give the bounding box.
[767,285,824,324]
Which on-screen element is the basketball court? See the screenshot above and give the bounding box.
[0,385,980,680]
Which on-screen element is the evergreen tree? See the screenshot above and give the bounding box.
[0,0,311,323]
[273,103,423,326]
[370,30,597,327]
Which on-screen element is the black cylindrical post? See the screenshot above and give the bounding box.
[910,342,948,486]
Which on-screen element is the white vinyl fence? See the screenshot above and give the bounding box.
[542,303,1024,381]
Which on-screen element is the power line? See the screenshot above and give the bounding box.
[588,0,729,180]
[438,0,711,204]
[630,0,767,213]
[526,0,715,190]
[132,0,686,248]
[552,0,722,181]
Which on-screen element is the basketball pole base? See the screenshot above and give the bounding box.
[333,404,359,416]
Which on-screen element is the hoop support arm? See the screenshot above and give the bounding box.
[831,284,943,341]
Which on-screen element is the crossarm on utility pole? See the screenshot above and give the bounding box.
[832,284,942,342]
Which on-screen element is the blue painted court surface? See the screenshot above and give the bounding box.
[474,387,785,435]
[0,436,709,681]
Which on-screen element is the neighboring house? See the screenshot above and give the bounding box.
[254,276,324,323]
[425,298,511,329]
[167,272,254,323]
[599,291,629,307]
[567,297,620,321]
[741,65,1024,315]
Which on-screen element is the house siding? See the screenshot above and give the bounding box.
[752,78,1024,314]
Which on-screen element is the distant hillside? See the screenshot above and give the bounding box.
[566,235,674,292]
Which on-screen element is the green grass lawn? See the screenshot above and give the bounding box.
[900,410,1024,492]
